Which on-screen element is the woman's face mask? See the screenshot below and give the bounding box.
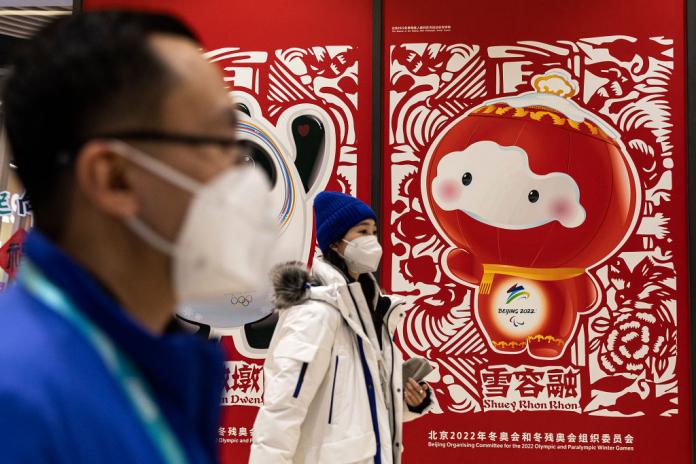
[341,235,383,274]
[107,140,278,305]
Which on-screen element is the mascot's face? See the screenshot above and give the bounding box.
[423,98,638,269]
[432,140,586,231]
[178,102,335,329]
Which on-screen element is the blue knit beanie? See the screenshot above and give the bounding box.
[314,191,377,254]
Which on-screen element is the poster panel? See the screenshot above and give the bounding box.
[381,1,691,463]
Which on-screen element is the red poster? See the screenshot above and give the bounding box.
[84,1,373,462]
[0,228,27,279]
[382,1,691,463]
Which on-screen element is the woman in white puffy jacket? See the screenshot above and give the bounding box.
[250,191,435,464]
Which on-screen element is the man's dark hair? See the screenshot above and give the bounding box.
[1,10,199,240]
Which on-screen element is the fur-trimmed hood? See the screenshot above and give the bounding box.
[271,258,359,311]
[271,258,405,325]
[271,261,324,309]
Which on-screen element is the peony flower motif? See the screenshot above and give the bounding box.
[597,311,668,375]
[590,255,676,377]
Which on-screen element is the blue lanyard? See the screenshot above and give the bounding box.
[19,261,188,464]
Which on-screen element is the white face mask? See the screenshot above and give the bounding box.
[341,235,383,274]
[108,140,278,305]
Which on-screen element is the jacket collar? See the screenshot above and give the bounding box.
[21,231,225,458]
[312,258,405,315]
[309,259,405,340]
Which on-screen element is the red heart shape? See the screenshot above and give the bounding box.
[298,124,310,137]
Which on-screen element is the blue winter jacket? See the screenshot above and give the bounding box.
[0,232,226,463]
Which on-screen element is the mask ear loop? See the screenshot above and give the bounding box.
[124,216,176,256]
[105,140,203,193]
[106,140,202,256]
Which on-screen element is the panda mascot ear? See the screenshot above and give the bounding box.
[291,114,325,193]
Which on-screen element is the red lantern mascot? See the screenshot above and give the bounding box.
[423,70,639,359]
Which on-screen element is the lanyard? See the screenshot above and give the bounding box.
[19,261,188,464]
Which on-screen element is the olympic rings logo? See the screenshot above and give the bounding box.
[230,295,253,307]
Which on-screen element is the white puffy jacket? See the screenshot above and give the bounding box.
[250,259,434,464]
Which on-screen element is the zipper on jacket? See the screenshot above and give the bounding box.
[353,284,402,460]
[328,355,339,424]
[293,362,309,398]
[357,336,382,464]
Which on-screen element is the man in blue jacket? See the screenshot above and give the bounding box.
[0,10,275,463]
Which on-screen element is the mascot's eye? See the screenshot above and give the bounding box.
[461,172,473,186]
[528,190,540,203]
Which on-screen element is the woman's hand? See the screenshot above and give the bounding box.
[404,377,429,407]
